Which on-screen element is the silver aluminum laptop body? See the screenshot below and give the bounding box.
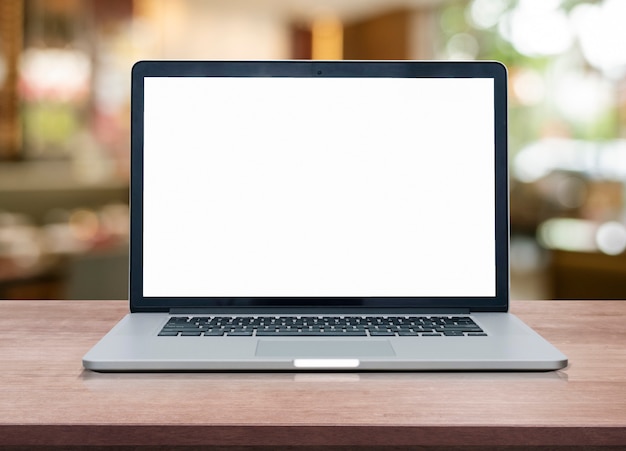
[83,60,567,371]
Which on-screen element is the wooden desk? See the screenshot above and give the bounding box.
[1,300,625,449]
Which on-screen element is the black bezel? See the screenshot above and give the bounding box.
[130,60,509,313]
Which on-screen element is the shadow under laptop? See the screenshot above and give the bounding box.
[79,369,568,392]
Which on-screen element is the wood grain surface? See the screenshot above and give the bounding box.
[0,300,625,449]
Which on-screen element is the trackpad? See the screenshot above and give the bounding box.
[256,340,395,358]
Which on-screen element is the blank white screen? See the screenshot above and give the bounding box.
[142,77,495,297]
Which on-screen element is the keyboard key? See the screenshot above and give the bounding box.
[369,331,396,336]
[255,331,283,336]
[317,331,368,336]
[158,331,179,336]
[443,331,465,336]
[397,331,418,336]
[203,330,225,336]
[435,325,482,331]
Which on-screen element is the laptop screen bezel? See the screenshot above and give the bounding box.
[129,60,509,313]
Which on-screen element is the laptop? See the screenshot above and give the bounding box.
[83,60,568,371]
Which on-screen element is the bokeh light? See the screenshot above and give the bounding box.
[596,221,626,255]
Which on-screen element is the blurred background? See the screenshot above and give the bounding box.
[0,0,625,301]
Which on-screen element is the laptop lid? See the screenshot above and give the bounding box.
[130,60,509,313]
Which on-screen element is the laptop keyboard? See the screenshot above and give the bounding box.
[158,316,486,337]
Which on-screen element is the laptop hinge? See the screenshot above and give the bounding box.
[169,307,472,315]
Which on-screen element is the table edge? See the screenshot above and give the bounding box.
[1,424,625,447]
